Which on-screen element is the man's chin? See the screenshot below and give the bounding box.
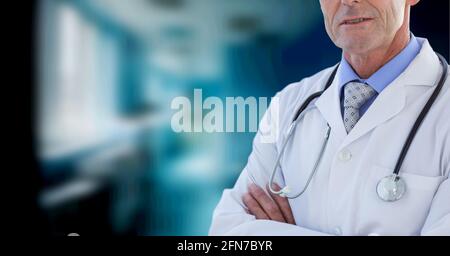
[339,38,376,55]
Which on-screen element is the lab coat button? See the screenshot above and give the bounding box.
[333,227,342,236]
[338,149,352,162]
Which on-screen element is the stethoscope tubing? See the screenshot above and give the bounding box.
[266,53,448,200]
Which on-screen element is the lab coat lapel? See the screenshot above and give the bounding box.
[338,38,441,150]
[339,82,406,149]
[315,65,347,141]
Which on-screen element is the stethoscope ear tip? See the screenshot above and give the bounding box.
[280,186,291,197]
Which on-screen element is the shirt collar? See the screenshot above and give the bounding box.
[338,34,422,94]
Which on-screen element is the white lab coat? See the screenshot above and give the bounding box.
[209,38,450,236]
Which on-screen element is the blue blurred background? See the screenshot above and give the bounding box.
[34,0,449,236]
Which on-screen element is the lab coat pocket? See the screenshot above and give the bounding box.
[359,165,444,235]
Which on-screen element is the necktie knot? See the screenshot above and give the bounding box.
[343,82,376,109]
[342,82,376,133]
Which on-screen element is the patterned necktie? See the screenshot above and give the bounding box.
[343,82,376,133]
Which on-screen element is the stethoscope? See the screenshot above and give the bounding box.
[267,53,448,202]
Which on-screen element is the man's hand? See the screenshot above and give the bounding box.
[242,183,296,225]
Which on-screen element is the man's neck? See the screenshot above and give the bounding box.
[343,30,411,79]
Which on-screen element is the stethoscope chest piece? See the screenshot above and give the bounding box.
[376,174,406,202]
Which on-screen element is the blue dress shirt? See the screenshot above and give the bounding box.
[338,34,422,117]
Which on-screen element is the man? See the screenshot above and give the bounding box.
[209,0,450,235]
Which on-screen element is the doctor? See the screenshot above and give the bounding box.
[209,0,449,236]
